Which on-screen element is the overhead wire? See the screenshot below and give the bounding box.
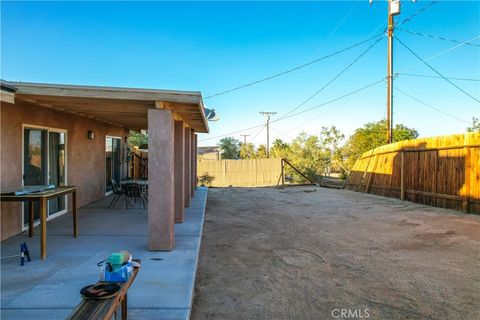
[199,123,265,142]
[200,78,385,142]
[285,104,344,134]
[396,72,480,82]
[395,36,480,104]
[249,125,266,143]
[270,78,385,123]
[396,0,438,27]
[270,126,295,140]
[397,34,480,73]
[366,21,388,39]
[310,2,360,59]
[278,36,384,120]
[201,0,464,142]
[285,77,386,134]
[394,86,471,124]
[397,28,480,47]
[203,33,384,100]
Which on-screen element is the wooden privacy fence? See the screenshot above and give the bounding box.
[129,148,148,179]
[197,158,282,187]
[345,133,480,214]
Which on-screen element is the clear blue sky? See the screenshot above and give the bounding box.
[1,1,479,146]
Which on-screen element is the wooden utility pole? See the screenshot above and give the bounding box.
[386,0,401,144]
[387,5,394,144]
[240,134,249,145]
[371,0,404,144]
[259,111,276,158]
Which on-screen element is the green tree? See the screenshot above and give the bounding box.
[256,145,267,158]
[319,126,344,151]
[218,137,240,159]
[342,120,419,170]
[287,132,325,183]
[270,139,290,159]
[318,126,345,175]
[467,117,480,132]
[128,131,148,147]
[240,143,256,159]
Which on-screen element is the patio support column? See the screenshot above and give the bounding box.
[148,108,175,251]
[194,134,198,190]
[191,130,195,196]
[174,120,185,223]
[184,127,191,207]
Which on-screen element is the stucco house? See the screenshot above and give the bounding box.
[198,146,221,160]
[0,80,208,251]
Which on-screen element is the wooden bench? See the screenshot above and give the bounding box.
[67,259,141,320]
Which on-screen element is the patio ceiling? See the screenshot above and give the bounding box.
[3,81,209,133]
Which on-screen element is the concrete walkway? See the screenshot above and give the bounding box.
[1,187,207,320]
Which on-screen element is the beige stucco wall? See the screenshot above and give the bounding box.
[197,158,282,187]
[1,99,128,240]
[198,152,220,161]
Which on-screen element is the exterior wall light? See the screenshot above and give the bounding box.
[87,130,95,140]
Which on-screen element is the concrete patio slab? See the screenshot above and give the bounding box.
[1,187,207,320]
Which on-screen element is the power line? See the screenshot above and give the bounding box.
[285,77,385,134]
[250,125,266,142]
[397,34,480,73]
[395,36,480,104]
[366,21,387,39]
[278,36,383,120]
[203,33,383,100]
[200,123,265,142]
[285,104,344,134]
[396,72,480,82]
[394,86,471,124]
[310,2,360,59]
[271,78,385,122]
[396,0,438,27]
[200,78,385,142]
[270,126,295,141]
[397,28,480,47]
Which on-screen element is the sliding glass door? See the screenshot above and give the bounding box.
[48,132,66,214]
[23,127,67,227]
[23,128,47,224]
[106,136,122,193]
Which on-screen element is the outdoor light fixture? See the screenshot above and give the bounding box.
[87,130,95,140]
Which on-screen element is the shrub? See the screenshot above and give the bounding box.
[198,172,215,187]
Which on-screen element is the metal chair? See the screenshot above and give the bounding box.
[123,183,147,213]
[108,179,125,208]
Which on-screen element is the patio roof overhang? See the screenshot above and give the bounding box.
[2,81,209,133]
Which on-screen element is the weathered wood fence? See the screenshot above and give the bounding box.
[345,133,480,214]
[129,148,148,180]
[197,158,282,187]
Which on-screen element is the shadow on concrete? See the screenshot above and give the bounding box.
[1,187,207,320]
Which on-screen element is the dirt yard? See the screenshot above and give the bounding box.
[191,186,480,320]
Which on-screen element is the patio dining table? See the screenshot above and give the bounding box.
[0,186,78,259]
[119,180,148,213]
[119,179,148,186]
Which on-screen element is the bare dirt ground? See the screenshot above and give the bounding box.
[191,186,480,320]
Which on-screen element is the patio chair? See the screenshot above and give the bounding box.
[108,179,125,209]
[123,183,147,214]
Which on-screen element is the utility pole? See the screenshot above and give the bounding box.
[387,0,400,144]
[240,134,249,145]
[259,111,276,158]
[371,0,406,144]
